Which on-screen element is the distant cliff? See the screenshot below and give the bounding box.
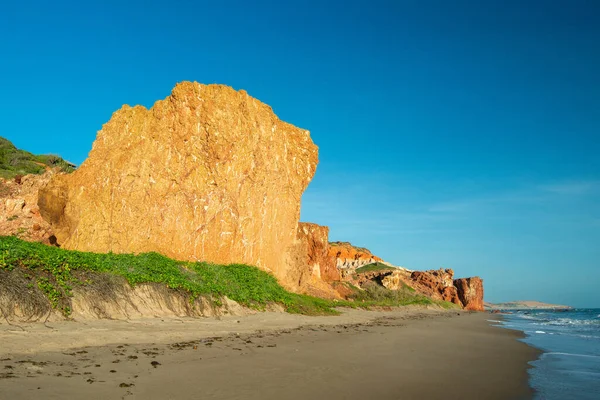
[328,242,485,311]
[485,301,572,310]
[328,241,387,278]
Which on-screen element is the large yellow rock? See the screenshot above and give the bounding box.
[39,82,318,288]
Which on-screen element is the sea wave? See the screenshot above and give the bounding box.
[515,314,547,321]
[496,310,600,400]
[540,318,600,327]
[543,352,600,359]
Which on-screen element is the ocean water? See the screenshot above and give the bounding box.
[492,308,600,399]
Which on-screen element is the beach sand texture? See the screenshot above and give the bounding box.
[0,308,539,399]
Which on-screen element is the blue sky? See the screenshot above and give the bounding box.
[1,0,599,307]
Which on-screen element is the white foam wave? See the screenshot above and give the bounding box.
[517,314,540,320]
[535,330,546,334]
[540,318,600,327]
[544,352,600,359]
[487,319,504,323]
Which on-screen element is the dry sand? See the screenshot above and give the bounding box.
[0,308,539,399]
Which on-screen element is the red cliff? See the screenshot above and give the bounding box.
[454,277,484,311]
[409,269,462,306]
[328,242,385,278]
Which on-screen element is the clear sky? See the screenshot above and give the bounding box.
[1,0,599,307]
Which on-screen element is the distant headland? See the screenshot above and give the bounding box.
[485,300,572,310]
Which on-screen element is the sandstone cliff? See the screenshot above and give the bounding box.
[38,82,318,289]
[328,242,386,278]
[283,222,341,298]
[410,269,461,306]
[454,277,484,311]
[326,240,485,311]
[0,172,56,245]
[296,223,340,283]
[350,265,484,311]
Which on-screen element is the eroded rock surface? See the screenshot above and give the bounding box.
[381,270,413,291]
[454,277,484,311]
[326,242,484,310]
[0,172,56,245]
[410,269,462,306]
[38,82,318,289]
[284,222,341,298]
[296,223,340,283]
[329,242,386,278]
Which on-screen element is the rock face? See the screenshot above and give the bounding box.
[410,269,462,306]
[283,222,341,298]
[352,267,404,287]
[454,277,484,311]
[381,270,412,291]
[328,242,385,278]
[327,242,484,311]
[38,82,318,289]
[296,223,340,283]
[0,172,56,245]
[351,266,484,310]
[405,269,484,310]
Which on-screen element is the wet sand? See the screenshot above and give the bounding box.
[0,308,539,399]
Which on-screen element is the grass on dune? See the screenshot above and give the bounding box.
[0,236,336,317]
[0,236,444,318]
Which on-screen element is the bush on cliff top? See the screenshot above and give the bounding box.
[355,262,395,274]
[0,236,440,318]
[0,136,74,179]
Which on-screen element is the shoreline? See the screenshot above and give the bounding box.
[489,309,600,400]
[1,308,540,399]
[488,314,545,397]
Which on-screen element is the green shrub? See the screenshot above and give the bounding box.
[355,262,395,274]
[351,281,417,303]
[0,236,337,316]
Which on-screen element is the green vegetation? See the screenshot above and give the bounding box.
[350,281,420,304]
[355,262,395,274]
[333,281,453,309]
[0,236,447,318]
[0,136,75,179]
[0,236,338,317]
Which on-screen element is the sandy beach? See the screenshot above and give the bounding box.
[0,308,539,400]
